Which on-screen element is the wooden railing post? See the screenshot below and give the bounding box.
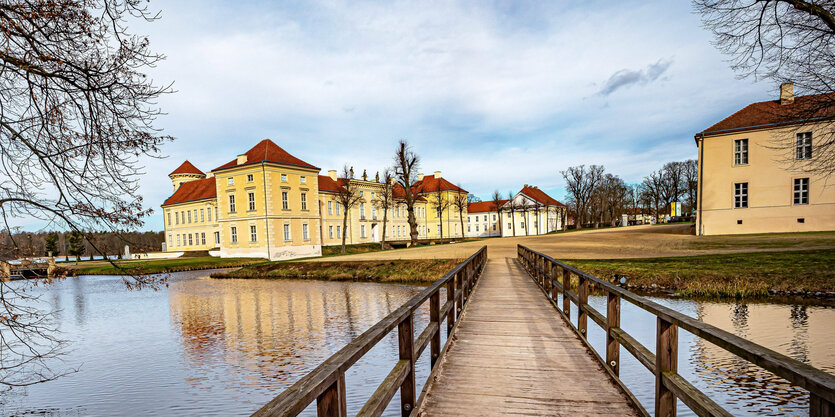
[455,271,463,316]
[398,313,416,417]
[549,261,557,301]
[316,371,347,417]
[810,393,835,417]
[656,317,678,417]
[578,275,588,337]
[430,290,441,368]
[446,278,455,336]
[562,268,571,319]
[606,291,621,376]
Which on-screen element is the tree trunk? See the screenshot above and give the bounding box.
[341,209,349,253]
[381,208,388,250]
[459,210,464,239]
[407,206,418,246]
[511,210,516,236]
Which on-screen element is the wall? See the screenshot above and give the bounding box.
[698,122,835,235]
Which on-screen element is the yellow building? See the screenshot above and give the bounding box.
[317,169,429,246]
[162,141,472,259]
[211,139,322,260]
[695,83,835,235]
[162,161,220,252]
[412,171,468,239]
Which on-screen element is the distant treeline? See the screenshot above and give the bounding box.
[0,230,164,260]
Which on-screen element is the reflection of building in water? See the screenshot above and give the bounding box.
[689,302,835,414]
[166,279,417,389]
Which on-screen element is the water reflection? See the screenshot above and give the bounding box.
[1,271,832,417]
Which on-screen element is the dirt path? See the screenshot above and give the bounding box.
[312,224,835,261]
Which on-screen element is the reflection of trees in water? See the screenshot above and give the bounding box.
[688,302,808,416]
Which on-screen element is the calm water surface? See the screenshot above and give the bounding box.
[1,270,832,416]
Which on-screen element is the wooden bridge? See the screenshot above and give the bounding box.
[252,246,835,417]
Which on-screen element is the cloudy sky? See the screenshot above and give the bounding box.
[124,0,773,231]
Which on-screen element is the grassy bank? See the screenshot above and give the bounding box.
[212,259,461,284]
[66,256,265,276]
[564,249,835,298]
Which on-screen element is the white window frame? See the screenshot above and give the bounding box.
[248,192,256,211]
[793,178,809,205]
[734,139,749,165]
[229,195,236,213]
[250,225,257,242]
[796,132,812,160]
[282,192,289,210]
[301,193,307,210]
[303,224,309,240]
[734,182,748,208]
[230,227,238,243]
[284,224,291,241]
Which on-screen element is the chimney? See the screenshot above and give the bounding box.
[236,154,248,165]
[206,172,214,178]
[328,170,338,181]
[434,171,442,179]
[417,173,424,181]
[780,82,794,105]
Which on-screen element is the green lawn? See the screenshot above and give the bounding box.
[564,249,835,298]
[67,256,266,276]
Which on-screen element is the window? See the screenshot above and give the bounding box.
[176,235,181,246]
[361,225,366,238]
[507,212,511,218]
[483,223,487,231]
[230,227,238,243]
[794,178,809,205]
[300,176,306,184]
[215,207,219,220]
[521,222,525,228]
[796,132,812,160]
[468,225,471,232]
[229,195,236,213]
[248,192,256,211]
[167,213,171,226]
[437,225,441,234]
[336,225,341,238]
[188,234,193,245]
[282,192,289,210]
[734,139,748,165]
[250,225,257,242]
[328,201,333,215]
[227,177,234,186]
[508,222,512,229]
[200,209,205,222]
[329,226,334,238]
[281,174,287,182]
[201,232,206,245]
[372,205,377,220]
[175,212,179,225]
[493,214,496,221]
[483,215,487,221]
[734,182,748,208]
[360,204,365,219]
[187,211,192,224]
[193,209,197,222]
[284,224,291,241]
[303,224,309,240]
[493,225,496,231]
[208,207,211,222]
[336,203,340,216]
[214,231,220,245]
[247,174,254,182]
[301,193,307,210]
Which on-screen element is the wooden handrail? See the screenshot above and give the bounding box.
[252,246,488,417]
[517,244,835,417]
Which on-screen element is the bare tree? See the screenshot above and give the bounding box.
[393,140,421,246]
[491,190,504,236]
[519,198,532,236]
[683,159,698,215]
[694,0,835,176]
[432,182,451,239]
[561,165,604,229]
[335,165,363,253]
[0,1,171,388]
[506,191,518,236]
[642,170,666,223]
[372,168,396,250]
[451,188,468,239]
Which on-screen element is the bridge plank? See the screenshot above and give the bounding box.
[416,258,639,416]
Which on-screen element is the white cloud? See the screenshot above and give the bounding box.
[76,0,773,230]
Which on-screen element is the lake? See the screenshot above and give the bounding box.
[0,269,832,416]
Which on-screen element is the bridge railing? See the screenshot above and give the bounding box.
[252,246,487,417]
[517,244,835,417]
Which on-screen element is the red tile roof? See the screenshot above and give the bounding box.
[412,175,467,194]
[214,139,319,172]
[520,185,565,207]
[163,177,217,206]
[393,183,427,202]
[317,175,346,193]
[169,160,204,176]
[468,200,508,213]
[696,93,835,140]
